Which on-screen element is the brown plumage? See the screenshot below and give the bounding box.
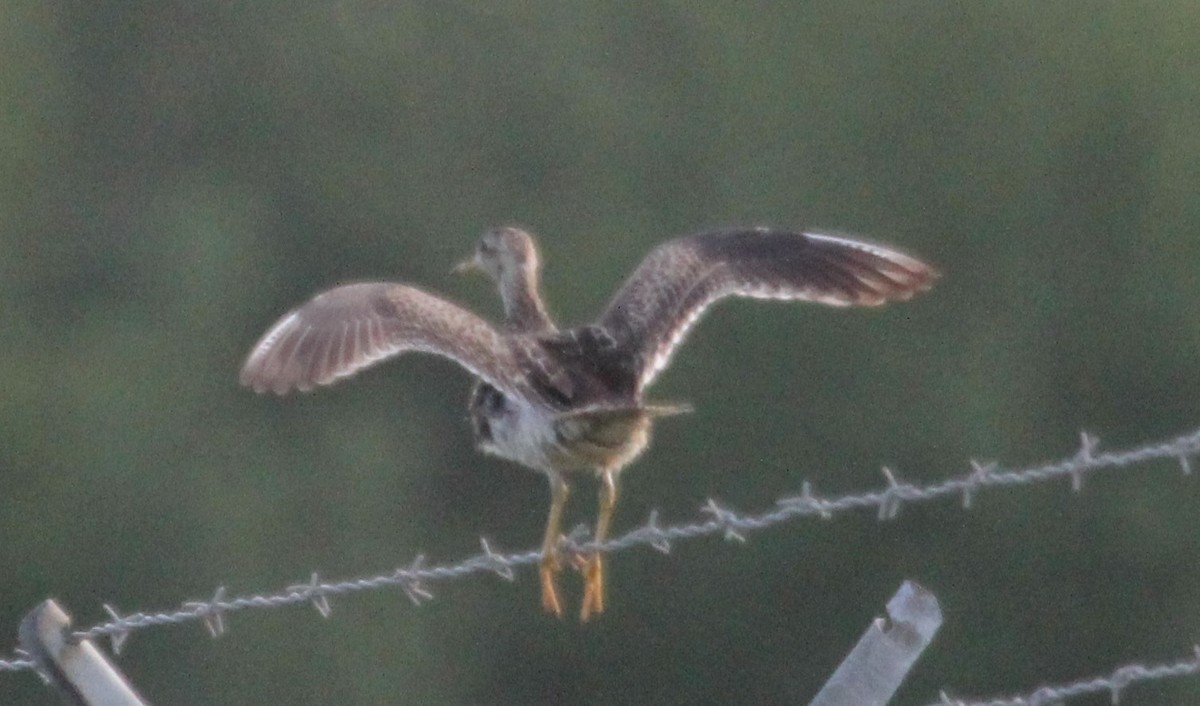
[241,226,937,619]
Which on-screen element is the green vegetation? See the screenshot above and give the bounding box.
[3,2,1200,704]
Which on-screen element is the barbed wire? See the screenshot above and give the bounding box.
[933,645,1200,705]
[3,425,1200,705]
[0,655,34,672]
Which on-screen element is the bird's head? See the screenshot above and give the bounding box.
[453,226,542,285]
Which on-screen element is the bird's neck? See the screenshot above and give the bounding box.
[500,267,556,333]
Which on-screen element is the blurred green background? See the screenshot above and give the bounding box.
[4,2,1200,704]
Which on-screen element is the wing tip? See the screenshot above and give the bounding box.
[818,232,940,305]
[239,364,294,396]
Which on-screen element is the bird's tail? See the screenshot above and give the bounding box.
[639,401,694,417]
[553,401,693,424]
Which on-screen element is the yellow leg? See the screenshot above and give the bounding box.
[540,474,570,617]
[580,469,618,621]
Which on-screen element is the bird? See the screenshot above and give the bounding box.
[239,225,937,620]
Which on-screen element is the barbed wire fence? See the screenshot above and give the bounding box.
[4,425,1200,704]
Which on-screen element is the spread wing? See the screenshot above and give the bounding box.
[595,229,938,390]
[240,282,526,396]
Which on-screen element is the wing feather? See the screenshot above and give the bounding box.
[596,229,937,389]
[240,282,525,396]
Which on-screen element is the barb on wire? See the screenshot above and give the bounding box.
[639,510,673,554]
[286,573,333,619]
[477,538,516,582]
[700,498,748,543]
[395,555,434,606]
[182,586,228,638]
[934,644,1200,706]
[878,466,913,520]
[101,604,130,655]
[2,425,1200,706]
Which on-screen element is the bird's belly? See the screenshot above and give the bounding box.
[548,410,652,474]
[475,403,653,476]
[475,404,567,473]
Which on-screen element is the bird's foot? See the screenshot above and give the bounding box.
[540,550,564,618]
[579,553,605,621]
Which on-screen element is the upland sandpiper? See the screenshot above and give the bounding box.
[240,226,937,620]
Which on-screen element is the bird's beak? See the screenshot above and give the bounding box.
[452,255,483,276]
